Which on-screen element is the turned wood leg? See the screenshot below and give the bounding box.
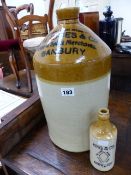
[1,164,9,175]
[9,50,21,89]
[19,45,33,93]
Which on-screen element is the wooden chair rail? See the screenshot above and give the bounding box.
[18,14,48,26]
[9,3,34,18]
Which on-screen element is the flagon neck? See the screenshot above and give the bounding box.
[56,7,79,21]
[58,18,79,25]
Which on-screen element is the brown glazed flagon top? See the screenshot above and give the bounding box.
[33,7,111,83]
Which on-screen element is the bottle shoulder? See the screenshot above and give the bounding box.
[90,121,117,140]
[35,21,111,64]
[33,21,111,82]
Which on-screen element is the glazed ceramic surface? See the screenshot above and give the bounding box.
[34,7,111,152]
[90,108,117,171]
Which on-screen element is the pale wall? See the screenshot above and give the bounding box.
[110,0,131,36]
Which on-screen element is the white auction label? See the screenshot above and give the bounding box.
[61,88,75,96]
[98,140,109,146]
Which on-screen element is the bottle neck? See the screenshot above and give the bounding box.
[58,18,79,25]
[97,108,110,126]
[97,116,113,133]
[98,117,110,124]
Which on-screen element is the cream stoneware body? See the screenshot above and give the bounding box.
[33,7,111,152]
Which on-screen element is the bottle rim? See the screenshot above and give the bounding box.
[98,108,109,119]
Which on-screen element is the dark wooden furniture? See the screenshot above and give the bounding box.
[0,72,42,151]
[0,6,14,40]
[0,70,36,98]
[9,3,35,40]
[0,90,131,175]
[9,3,34,19]
[111,51,131,92]
[0,5,15,77]
[79,11,99,35]
[48,0,55,31]
[1,0,33,93]
[8,3,48,40]
[1,0,55,95]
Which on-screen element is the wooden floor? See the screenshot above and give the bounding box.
[0,70,37,98]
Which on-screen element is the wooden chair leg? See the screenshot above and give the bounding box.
[9,50,21,89]
[19,45,33,93]
[1,164,9,175]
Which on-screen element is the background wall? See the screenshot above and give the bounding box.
[110,0,131,36]
[0,0,131,36]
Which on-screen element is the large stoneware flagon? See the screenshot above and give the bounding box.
[33,7,111,152]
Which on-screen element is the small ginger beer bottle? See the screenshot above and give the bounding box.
[90,108,117,171]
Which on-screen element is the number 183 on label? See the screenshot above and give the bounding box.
[61,88,75,96]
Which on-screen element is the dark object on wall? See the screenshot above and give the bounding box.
[99,6,117,50]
